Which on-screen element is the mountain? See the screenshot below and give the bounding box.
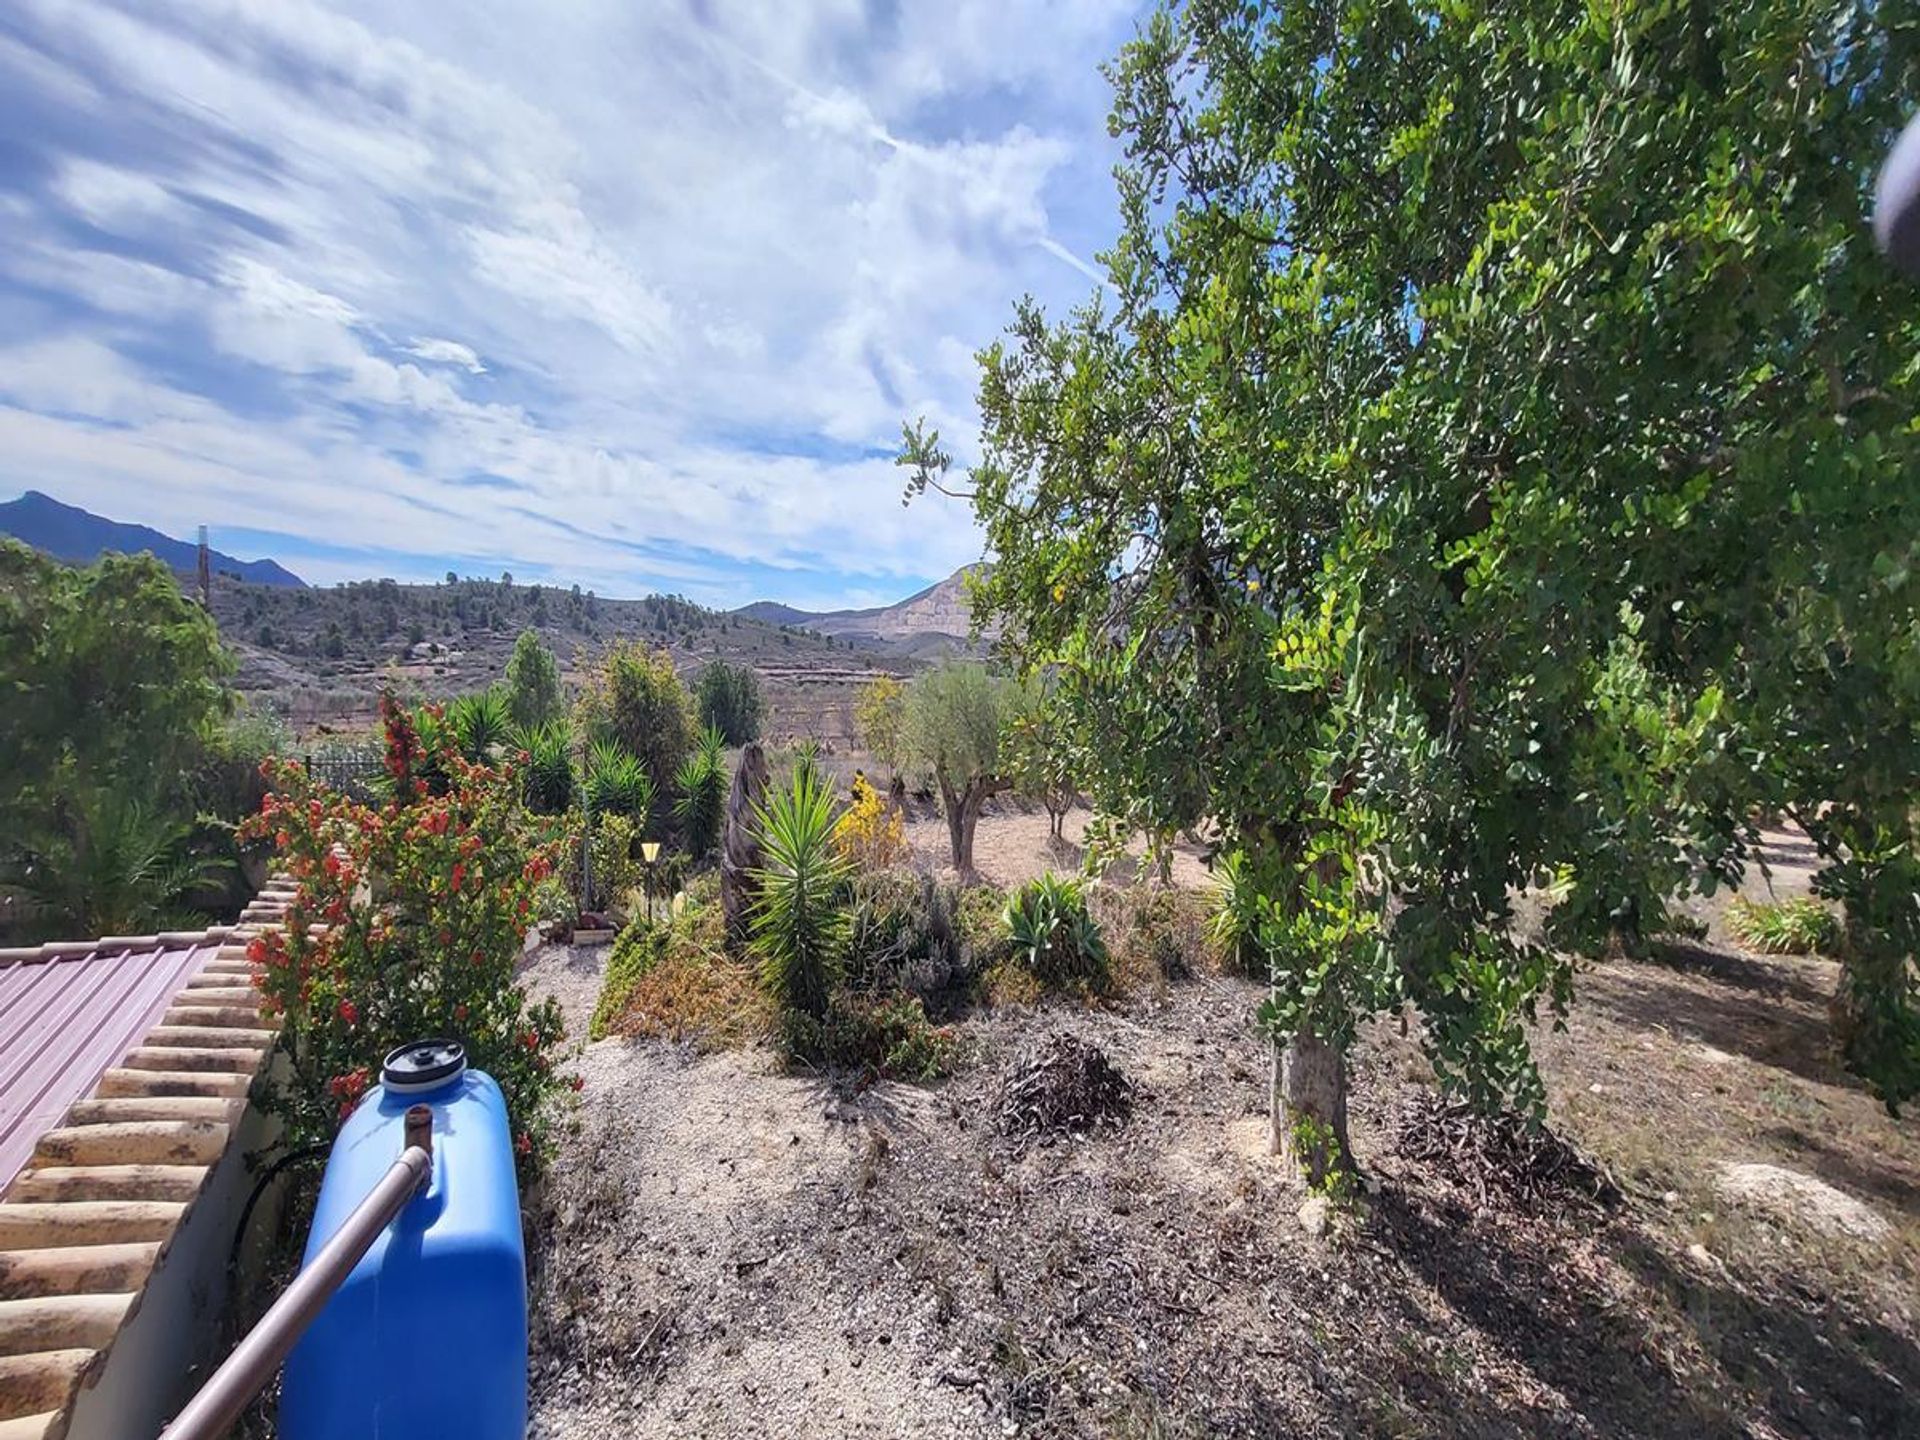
[735,565,986,655]
[0,490,306,587]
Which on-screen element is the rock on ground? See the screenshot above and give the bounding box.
[1713,1161,1891,1243]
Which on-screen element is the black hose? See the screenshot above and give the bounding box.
[224,1143,332,1338]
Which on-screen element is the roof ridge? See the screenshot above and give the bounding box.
[0,928,237,970]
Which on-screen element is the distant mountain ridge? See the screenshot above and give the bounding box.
[735,565,986,655]
[0,490,306,587]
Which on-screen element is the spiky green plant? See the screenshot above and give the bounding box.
[749,766,851,1053]
[587,738,654,822]
[513,720,576,815]
[5,788,232,938]
[1003,871,1107,987]
[447,688,511,762]
[790,738,825,793]
[674,725,728,859]
[1207,850,1266,978]
[1727,897,1840,956]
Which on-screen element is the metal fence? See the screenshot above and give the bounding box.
[304,753,384,801]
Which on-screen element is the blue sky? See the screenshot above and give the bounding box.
[0,0,1141,608]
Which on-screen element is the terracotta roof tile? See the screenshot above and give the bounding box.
[0,886,292,1437]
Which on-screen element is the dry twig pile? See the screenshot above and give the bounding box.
[995,1035,1135,1146]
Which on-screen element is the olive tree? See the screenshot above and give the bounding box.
[906,0,1920,1179]
[901,663,1015,876]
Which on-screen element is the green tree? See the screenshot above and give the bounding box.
[1006,677,1077,842]
[0,542,236,938]
[696,660,764,745]
[901,663,1015,876]
[904,0,1920,1172]
[505,628,563,729]
[576,638,694,796]
[854,675,906,773]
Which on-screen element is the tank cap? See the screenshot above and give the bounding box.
[381,1038,467,1094]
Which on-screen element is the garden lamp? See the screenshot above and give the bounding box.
[640,840,661,922]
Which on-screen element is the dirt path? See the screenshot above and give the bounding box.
[519,939,610,1043]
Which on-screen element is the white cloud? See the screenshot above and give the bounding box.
[407,338,486,373]
[0,0,1136,603]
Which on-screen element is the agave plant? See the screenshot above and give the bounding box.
[587,738,654,821]
[674,725,728,860]
[512,720,576,816]
[1003,871,1107,986]
[446,687,511,763]
[749,766,851,1049]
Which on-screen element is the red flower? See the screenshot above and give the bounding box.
[246,936,267,964]
[455,1003,469,1022]
[338,999,359,1027]
[450,862,466,891]
[515,1132,532,1156]
[570,1074,585,1092]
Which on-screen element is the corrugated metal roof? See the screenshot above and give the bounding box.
[0,942,220,1194]
[0,884,292,1440]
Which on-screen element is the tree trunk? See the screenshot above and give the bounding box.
[939,771,995,876]
[1270,1030,1354,1190]
[721,742,771,950]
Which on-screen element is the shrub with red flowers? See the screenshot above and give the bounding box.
[239,692,571,1173]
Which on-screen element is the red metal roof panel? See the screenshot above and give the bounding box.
[0,941,216,1190]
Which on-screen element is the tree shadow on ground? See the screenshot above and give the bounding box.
[1612,1230,1920,1438]
[1579,947,1850,1090]
[1756,1122,1920,1215]
[1375,1186,1920,1438]
[1374,1188,1740,1438]
[1645,939,1833,1008]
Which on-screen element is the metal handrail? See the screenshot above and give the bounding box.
[162,1105,435,1440]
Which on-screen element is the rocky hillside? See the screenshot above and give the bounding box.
[736,565,987,654]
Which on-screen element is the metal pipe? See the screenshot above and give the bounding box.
[162,1113,434,1439]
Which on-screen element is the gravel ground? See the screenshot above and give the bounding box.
[511,821,1920,1439]
[519,937,611,1042]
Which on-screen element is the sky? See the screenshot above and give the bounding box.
[0,0,1142,608]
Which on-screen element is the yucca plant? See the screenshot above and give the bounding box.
[447,687,511,763]
[674,725,728,860]
[587,738,654,821]
[1207,850,1267,978]
[791,738,825,793]
[513,720,576,816]
[1727,897,1839,956]
[750,766,851,1052]
[1003,871,1107,987]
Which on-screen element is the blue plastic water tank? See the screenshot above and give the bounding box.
[280,1041,527,1440]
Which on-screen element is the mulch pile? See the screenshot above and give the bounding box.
[994,1035,1134,1146]
[1394,1089,1621,1211]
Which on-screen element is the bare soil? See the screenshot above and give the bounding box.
[515,814,1920,1439]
